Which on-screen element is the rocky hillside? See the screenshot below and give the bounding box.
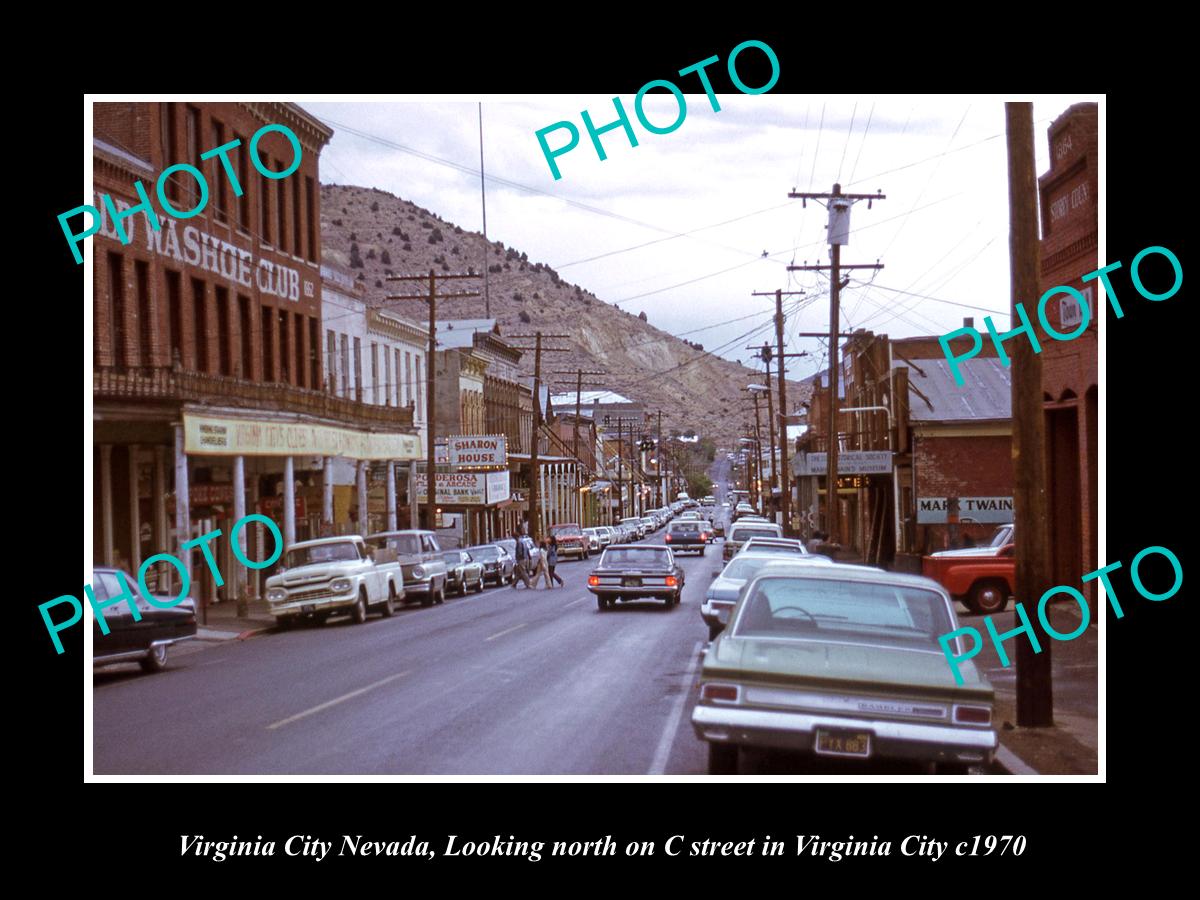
[320,184,809,448]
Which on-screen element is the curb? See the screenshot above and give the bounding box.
[236,626,274,641]
[993,743,1039,776]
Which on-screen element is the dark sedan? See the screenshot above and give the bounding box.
[441,550,485,596]
[665,520,708,555]
[467,544,515,586]
[587,545,684,610]
[92,568,197,674]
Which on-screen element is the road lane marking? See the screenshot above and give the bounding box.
[648,640,703,775]
[484,623,527,642]
[266,671,411,730]
[562,598,585,608]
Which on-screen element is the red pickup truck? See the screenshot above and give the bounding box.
[549,523,590,560]
[922,543,1015,614]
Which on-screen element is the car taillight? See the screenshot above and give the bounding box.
[700,683,739,703]
[701,533,709,541]
[954,705,992,725]
[665,534,672,542]
[588,575,600,586]
[665,576,677,587]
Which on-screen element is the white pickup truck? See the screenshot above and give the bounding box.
[265,536,404,628]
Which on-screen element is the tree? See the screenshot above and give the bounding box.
[380,250,391,265]
[638,311,648,321]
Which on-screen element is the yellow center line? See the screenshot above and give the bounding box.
[267,671,411,730]
[484,623,528,642]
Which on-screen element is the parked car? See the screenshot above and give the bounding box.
[596,525,618,547]
[441,549,485,596]
[922,544,1015,614]
[550,523,591,559]
[620,517,646,540]
[701,553,833,641]
[467,543,515,586]
[496,536,542,569]
[739,537,810,557]
[639,516,657,536]
[731,503,757,522]
[582,527,604,553]
[587,544,685,610]
[665,520,708,555]
[91,567,197,673]
[692,562,997,774]
[366,530,449,607]
[929,524,1014,559]
[266,535,404,627]
[724,521,785,561]
[712,520,726,539]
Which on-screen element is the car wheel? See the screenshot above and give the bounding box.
[420,593,434,608]
[708,742,739,775]
[969,579,1009,615]
[708,623,722,641]
[276,616,295,632]
[139,643,169,674]
[435,583,446,605]
[382,585,398,617]
[474,575,485,593]
[351,590,368,624]
[596,595,607,612]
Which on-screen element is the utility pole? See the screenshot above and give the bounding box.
[385,269,479,531]
[550,369,605,467]
[478,103,490,318]
[656,410,663,507]
[789,183,886,543]
[752,290,805,536]
[1006,102,1054,727]
[605,415,642,521]
[508,332,569,540]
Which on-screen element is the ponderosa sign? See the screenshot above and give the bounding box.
[447,435,507,468]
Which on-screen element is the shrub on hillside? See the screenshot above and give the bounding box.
[381,250,391,265]
[518,310,531,324]
[428,228,443,244]
[366,248,376,260]
[403,242,412,251]
[332,218,343,227]
[392,226,404,236]
[370,201,379,212]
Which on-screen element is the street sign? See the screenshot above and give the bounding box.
[794,450,893,476]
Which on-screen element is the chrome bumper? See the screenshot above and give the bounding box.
[93,636,195,667]
[692,705,997,764]
[269,591,356,617]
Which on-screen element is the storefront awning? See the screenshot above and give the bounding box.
[184,412,421,461]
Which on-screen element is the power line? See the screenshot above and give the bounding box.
[836,101,858,184]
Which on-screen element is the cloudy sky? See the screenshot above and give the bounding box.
[302,94,1100,379]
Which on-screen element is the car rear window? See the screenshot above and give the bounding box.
[733,576,952,647]
[721,557,778,580]
[602,548,669,567]
[731,526,783,542]
[672,523,699,532]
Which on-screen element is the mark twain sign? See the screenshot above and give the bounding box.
[447,435,507,469]
[917,496,1014,524]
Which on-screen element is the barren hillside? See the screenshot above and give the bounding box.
[321,184,809,447]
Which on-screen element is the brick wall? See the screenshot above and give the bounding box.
[914,432,1014,550]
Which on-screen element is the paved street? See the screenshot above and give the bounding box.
[94,544,716,775]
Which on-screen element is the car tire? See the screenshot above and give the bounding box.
[708,623,722,641]
[708,742,739,775]
[351,590,368,625]
[382,585,398,617]
[420,593,434,608]
[596,595,607,612]
[435,583,446,605]
[474,576,485,593]
[139,643,169,674]
[276,616,295,632]
[969,579,1009,615]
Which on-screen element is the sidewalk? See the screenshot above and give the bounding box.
[975,601,1099,776]
[193,597,276,642]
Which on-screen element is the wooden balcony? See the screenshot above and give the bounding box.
[93,365,415,430]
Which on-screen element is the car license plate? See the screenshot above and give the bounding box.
[302,604,315,615]
[623,577,642,587]
[815,729,871,758]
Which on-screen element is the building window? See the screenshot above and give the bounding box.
[135,260,151,366]
[239,295,252,379]
[404,351,413,407]
[293,176,303,258]
[108,252,126,368]
[295,312,305,388]
[210,119,227,222]
[160,104,178,204]
[215,287,231,376]
[327,329,337,393]
[166,270,182,367]
[353,337,362,402]
[185,105,201,210]
[395,348,402,406]
[306,176,317,263]
[340,333,350,399]
[192,278,208,373]
[384,347,392,406]
[279,309,290,383]
[276,159,288,252]
[236,132,250,231]
[371,342,380,404]
[260,175,272,245]
[415,355,424,419]
[261,306,274,380]
[309,316,319,389]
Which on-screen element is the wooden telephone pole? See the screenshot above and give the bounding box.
[1006,102,1054,727]
[549,369,606,466]
[509,333,569,540]
[385,269,479,531]
[788,184,886,543]
[605,415,643,521]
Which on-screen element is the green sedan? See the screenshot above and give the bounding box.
[692,562,996,775]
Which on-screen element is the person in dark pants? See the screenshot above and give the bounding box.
[510,531,533,589]
[546,537,565,588]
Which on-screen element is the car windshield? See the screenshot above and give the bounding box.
[471,546,501,560]
[371,534,422,555]
[733,576,953,648]
[440,552,461,564]
[720,557,779,581]
[551,524,582,536]
[989,526,1012,548]
[287,542,360,567]
[602,548,669,568]
[731,526,782,542]
[744,541,805,554]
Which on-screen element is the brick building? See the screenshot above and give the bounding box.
[91,102,419,612]
[1037,103,1099,597]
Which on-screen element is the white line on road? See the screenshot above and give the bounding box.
[484,623,528,642]
[266,671,411,730]
[647,640,703,775]
[562,598,585,608]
